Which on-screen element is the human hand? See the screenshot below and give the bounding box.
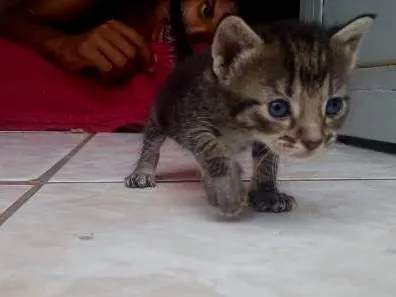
[49,20,155,82]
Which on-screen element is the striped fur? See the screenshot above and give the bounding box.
[125,15,374,219]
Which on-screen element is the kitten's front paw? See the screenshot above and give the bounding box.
[249,187,296,213]
[204,176,249,219]
[124,172,156,188]
[218,194,249,219]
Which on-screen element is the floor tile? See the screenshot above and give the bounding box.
[52,133,396,182]
[0,185,31,214]
[0,132,88,182]
[0,181,395,297]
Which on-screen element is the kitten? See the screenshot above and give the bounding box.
[125,15,375,219]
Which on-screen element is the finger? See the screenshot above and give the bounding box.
[123,46,138,73]
[82,47,113,74]
[92,34,128,69]
[101,26,137,60]
[107,20,153,69]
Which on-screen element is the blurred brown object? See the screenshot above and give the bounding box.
[0,0,21,11]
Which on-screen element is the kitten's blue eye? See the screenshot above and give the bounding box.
[326,97,344,116]
[268,99,291,119]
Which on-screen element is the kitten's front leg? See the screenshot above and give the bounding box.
[203,160,248,217]
[182,131,248,218]
[125,120,165,188]
[203,158,248,218]
[249,141,295,213]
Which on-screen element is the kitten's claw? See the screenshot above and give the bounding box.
[124,173,156,188]
[249,188,296,213]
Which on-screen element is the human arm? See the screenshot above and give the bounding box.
[0,0,154,81]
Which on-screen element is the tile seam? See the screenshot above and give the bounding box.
[0,134,95,227]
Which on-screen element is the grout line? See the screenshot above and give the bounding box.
[3,176,396,186]
[1,173,392,226]
[37,134,95,183]
[44,177,396,185]
[0,180,39,186]
[277,177,396,181]
[357,61,396,69]
[0,134,95,228]
[0,185,42,227]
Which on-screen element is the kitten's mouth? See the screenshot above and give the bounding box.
[271,133,336,160]
[272,141,324,160]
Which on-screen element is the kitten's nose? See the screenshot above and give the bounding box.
[301,139,322,151]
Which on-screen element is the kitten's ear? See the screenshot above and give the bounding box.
[212,15,263,82]
[330,15,376,69]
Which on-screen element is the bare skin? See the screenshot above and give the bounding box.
[0,0,156,82]
[0,0,235,83]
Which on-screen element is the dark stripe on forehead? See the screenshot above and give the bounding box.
[280,34,296,97]
[271,27,331,93]
[278,33,331,96]
[295,40,330,90]
[254,20,334,95]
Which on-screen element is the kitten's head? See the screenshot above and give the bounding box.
[212,15,375,159]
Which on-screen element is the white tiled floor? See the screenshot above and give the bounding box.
[1,132,396,297]
[0,185,31,214]
[0,132,88,182]
[51,133,396,182]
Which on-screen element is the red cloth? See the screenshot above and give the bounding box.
[0,39,172,132]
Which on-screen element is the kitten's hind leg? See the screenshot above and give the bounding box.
[249,141,296,213]
[125,119,166,188]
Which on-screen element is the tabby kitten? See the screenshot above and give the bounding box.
[125,15,375,218]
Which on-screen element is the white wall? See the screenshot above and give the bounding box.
[322,0,396,143]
